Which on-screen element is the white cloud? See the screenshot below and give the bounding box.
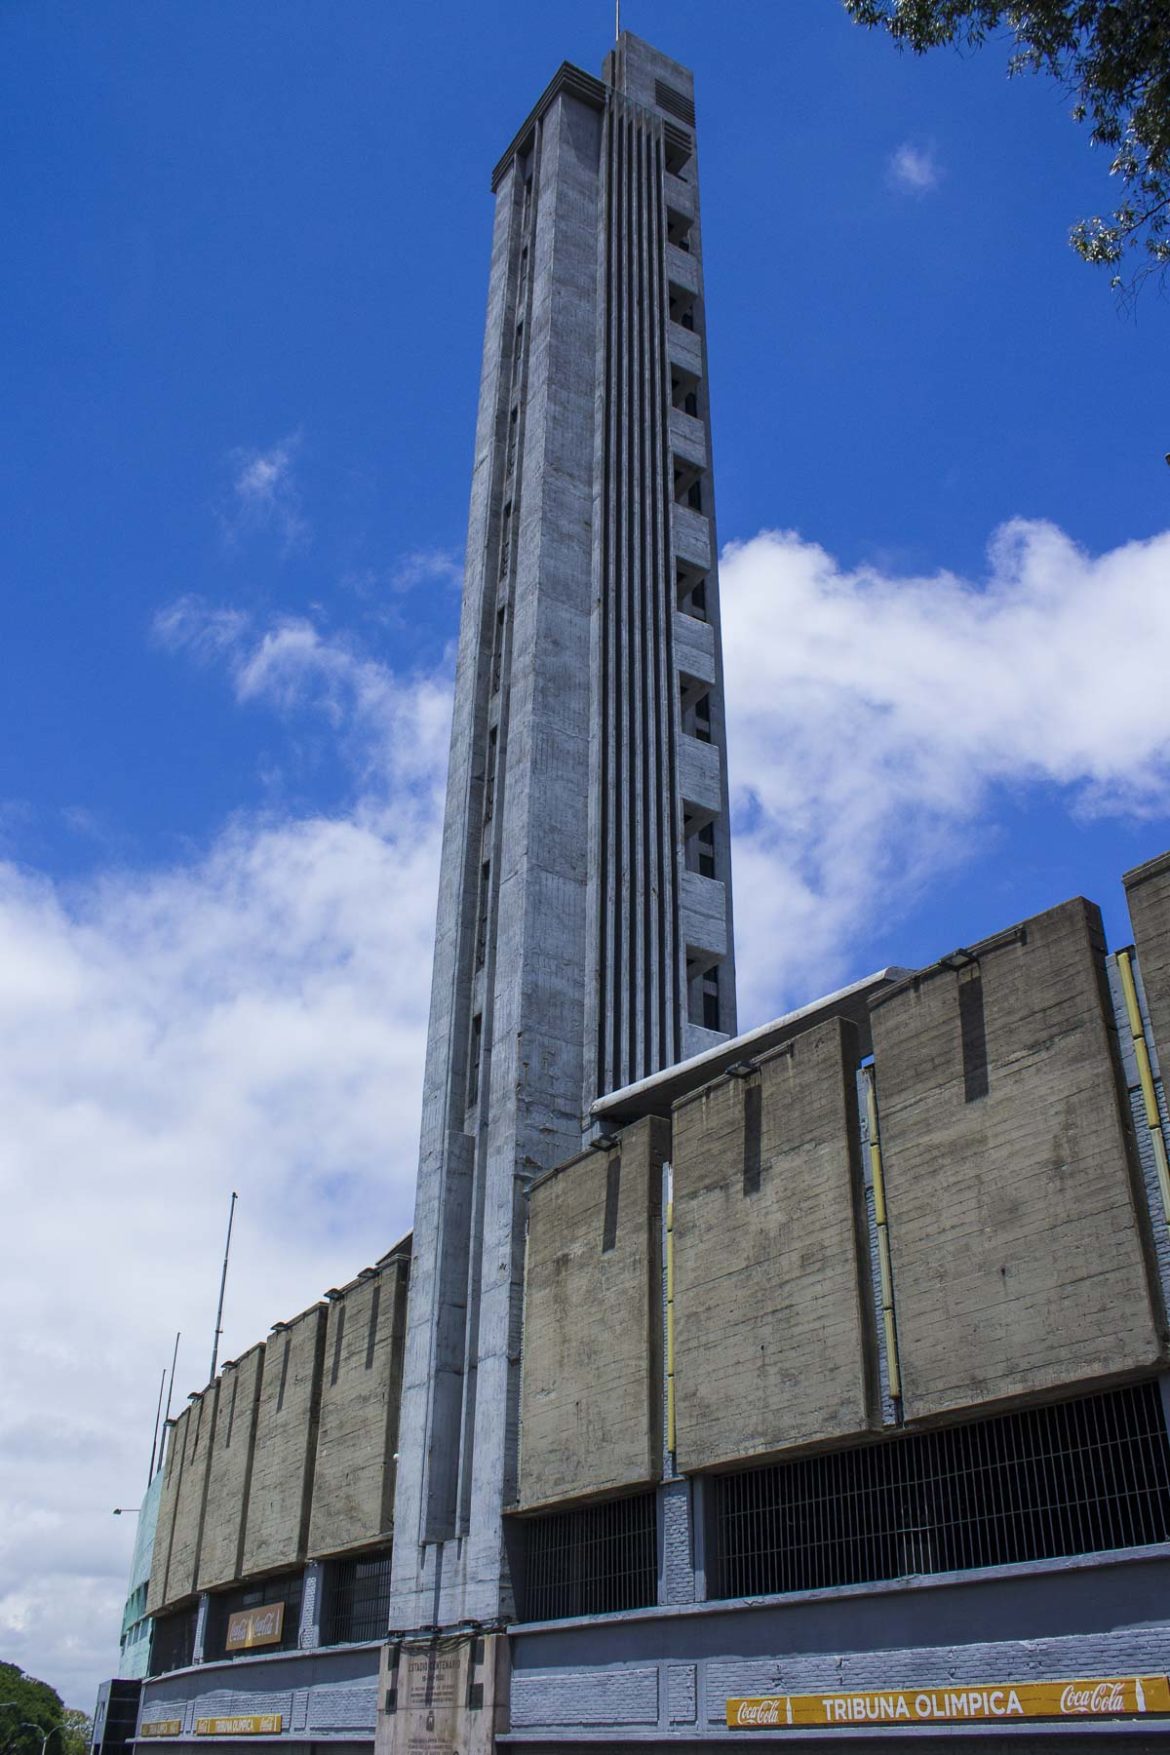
[9,514,1170,1708]
[887,141,942,193]
[721,519,1170,1021]
[155,599,453,793]
[389,548,464,595]
[223,437,307,550]
[0,622,451,1709]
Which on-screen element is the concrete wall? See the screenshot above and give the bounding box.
[871,897,1165,1423]
[518,1117,670,1509]
[508,1548,1170,1744]
[672,1018,875,1474]
[146,1408,187,1614]
[197,1345,265,1592]
[145,1246,412,1626]
[307,1250,409,1558]
[1125,850,1170,1072]
[241,1306,327,1577]
[136,1641,380,1747]
[163,1385,219,1606]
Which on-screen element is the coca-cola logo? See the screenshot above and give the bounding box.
[734,1700,782,1727]
[1060,1684,1126,1716]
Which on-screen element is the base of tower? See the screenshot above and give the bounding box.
[377,1632,510,1755]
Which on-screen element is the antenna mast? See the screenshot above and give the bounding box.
[615,0,621,42]
[159,1330,180,1474]
[209,1190,238,1382]
[147,1366,166,1485]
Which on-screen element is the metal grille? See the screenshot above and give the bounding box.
[148,1604,198,1675]
[713,1381,1170,1600]
[322,1547,394,1645]
[204,1569,303,1660]
[521,1491,657,1621]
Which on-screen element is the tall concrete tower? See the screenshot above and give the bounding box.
[390,32,736,1634]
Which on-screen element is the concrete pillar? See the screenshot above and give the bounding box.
[299,1561,325,1649]
[191,1594,210,1665]
[657,1479,695,1606]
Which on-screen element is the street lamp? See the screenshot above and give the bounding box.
[112,1508,140,1517]
[1,1722,55,1755]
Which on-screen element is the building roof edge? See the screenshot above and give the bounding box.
[491,62,608,192]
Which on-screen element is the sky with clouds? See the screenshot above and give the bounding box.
[1,0,1168,1713]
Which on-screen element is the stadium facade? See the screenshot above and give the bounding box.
[97,32,1170,1755]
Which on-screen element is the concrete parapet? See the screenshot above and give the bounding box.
[1124,849,1170,1074]
[307,1250,409,1559]
[870,897,1165,1422]
[163,1384,219,1606]
[672,1017,875,1474]
[518,1117,670,1509]
[197,1344,265,1592]
[241,1305,327,1576]
[147,1406,188,1614]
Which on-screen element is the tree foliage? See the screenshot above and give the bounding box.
[0,1663,65,1755]
[59,1712,91,1755]
[842,0,1170,290]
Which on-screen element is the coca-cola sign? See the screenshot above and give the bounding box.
[726,1675,1170,1729]
[224,1601,286,1651]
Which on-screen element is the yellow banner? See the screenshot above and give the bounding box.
[193,1717,283,1737]
[139,1723,182,1739]
[727,1676,1170,1728]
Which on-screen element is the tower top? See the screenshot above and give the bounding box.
[492,35,696,192]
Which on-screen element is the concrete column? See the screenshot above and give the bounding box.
[299,1561,325,1649]
[657,1479,695,1606]
[191,1594,210,1665]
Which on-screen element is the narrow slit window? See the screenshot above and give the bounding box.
[694,693,712,743]
[667,209,692,252]
[467,1013,483,1109]
[491,605,506,694]
[476,860,491,969]
[671,369,701,418]
[702,964,721,1031]
[698,821,716,879]
[484,726,498,822]
[498,503,512,581]
[677,566,708,621]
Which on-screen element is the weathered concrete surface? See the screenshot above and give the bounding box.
[375,1632,509,1755]
[518,1117,669,1508]
[147,1405,188,1613]
[871,897,1166,1422]
[163,1383,218,1605]
[672,1019,875,1473]
[241,1305,327,1576]
[307,1250,409,1558]
[391,33,738,1627]
[1124,848,1170,1072]
[197,1344,265,1592]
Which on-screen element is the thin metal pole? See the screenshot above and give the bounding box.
[209,1191,238,1382]
[615,0,620,43]
[159,1330,181,1472]
[147,1366,166,1484]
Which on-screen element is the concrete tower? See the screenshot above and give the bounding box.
[390,32,736,1633]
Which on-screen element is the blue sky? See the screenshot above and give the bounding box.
[2,0,1169,1710]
